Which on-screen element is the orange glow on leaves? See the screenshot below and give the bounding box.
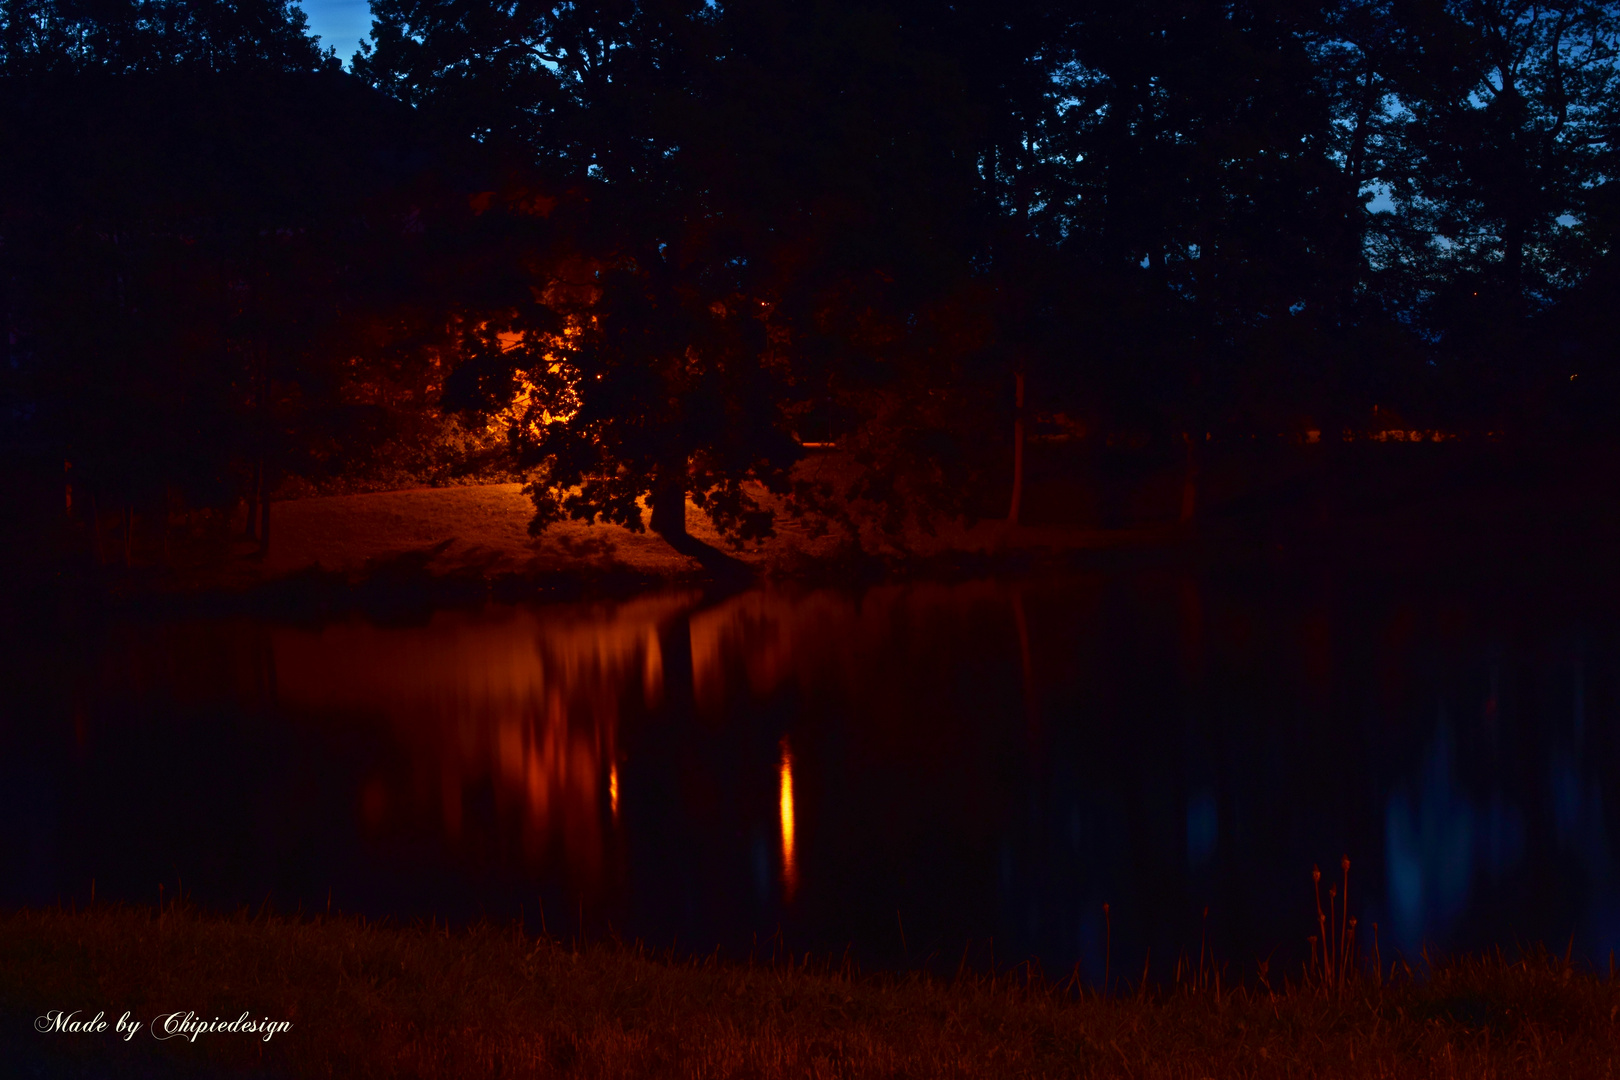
[487,327,583,437]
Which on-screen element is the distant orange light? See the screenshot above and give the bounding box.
[779,736,797,900]
[609,762,619,819]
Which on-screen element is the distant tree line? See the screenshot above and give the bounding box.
[0,0,533,562]
[3,0,1619,558]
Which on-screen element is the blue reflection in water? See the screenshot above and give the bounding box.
[1377,647,1620,956]
[1549,750,1613,884]
[1552,750,1583,843]
[1187,790,1217,868]
[1480,793,1526,881]
[1385,721,1477,951]
[1548,652,1618,950]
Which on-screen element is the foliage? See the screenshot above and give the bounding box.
[0,68,486,509]
[9,0,1620,560]
[1378,0,1620,413]
[367,0,999,545]
[0,0,330,74]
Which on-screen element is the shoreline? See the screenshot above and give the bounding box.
[10,432,1620,623]
[17,520,1620,629]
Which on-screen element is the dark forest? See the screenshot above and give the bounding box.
[6,0,1620,577]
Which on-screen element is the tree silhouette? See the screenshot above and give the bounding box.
[1381,0,1619,413]
[1,0,330,74]
[10,0,1620,579]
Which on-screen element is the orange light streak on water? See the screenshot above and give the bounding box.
[609,762,619,820]
[780,736,797,900]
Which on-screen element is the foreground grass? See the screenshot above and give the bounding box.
[3,905,1618,1078]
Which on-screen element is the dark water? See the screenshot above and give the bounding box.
[6,563,1620,985]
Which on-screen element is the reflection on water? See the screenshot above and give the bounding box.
[780,736,797,901]
[1187,790,1217,869]
[1385,721,1478,951]
[8,569,1620,978]
[274,593,692,893]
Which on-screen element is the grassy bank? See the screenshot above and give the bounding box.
[3,905,1618,1078]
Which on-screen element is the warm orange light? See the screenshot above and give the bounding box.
[779,736,797,900]
[487,326,583,435]
[609,762,619,819]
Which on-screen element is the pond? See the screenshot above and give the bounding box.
[5,560,1618,986]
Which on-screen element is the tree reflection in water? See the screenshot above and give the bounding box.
[273,593,696,893]
[270,583,1017,915]
[20,573,1620,976]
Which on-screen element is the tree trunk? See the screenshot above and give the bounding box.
[657,611,695,719]
[650,450,688,544]
[647,449,751,577]
[1008,371,1026,526]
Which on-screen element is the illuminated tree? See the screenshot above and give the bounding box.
[367,0,1001,557]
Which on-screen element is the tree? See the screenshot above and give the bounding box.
[1027,2,1377,444]
[1382,0,1620,414]
[1,0,331,75]
[1,2,488,561]
[366,0,1001,557]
